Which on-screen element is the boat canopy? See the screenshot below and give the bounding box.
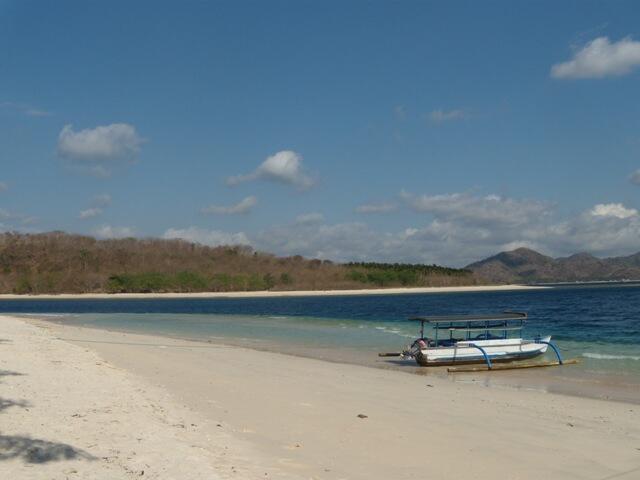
[408,312,527,324]
[408,312,528,340]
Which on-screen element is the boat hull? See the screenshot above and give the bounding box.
[414,336,551,367]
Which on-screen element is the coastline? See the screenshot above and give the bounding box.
[3,314,639,479]
[0,284,546,300]
[28,315,640,405]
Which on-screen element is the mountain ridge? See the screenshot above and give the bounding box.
[466,247,640,283]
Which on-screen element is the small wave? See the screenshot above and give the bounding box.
[374,326,414,338]
[583,353,640,361]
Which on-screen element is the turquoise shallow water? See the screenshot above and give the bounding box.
[2,284,640,401]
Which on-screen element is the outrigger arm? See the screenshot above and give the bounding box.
[467,343,493,369]
[534,338,564,364]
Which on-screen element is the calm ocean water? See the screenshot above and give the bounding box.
[2,284,639,383]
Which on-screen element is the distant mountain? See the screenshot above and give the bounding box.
[466,247,640,283]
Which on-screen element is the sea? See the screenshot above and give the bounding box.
[2,283,639,402]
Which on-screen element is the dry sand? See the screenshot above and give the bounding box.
[2,315,639,479]
[0,284,546,300]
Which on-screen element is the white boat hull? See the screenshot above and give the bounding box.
[414,336,551,366]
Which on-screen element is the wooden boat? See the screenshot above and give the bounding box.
[396,312,564,369]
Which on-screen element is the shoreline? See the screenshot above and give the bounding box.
[0,284,547,300]
[3,314,639,479]
[27,316,640,405]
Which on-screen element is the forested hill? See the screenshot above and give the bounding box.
[0,232,477,294]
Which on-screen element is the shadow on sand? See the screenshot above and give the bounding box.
[0,397,31,412]
[0,349,95,465]
[0,435,96,463]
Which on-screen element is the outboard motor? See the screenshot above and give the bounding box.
[404,338,428,358]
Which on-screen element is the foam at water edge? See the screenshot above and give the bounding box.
[583,352,640,361]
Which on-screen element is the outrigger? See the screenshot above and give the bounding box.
[380,312,576,372]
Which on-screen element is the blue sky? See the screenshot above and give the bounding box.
[2,1,640,266]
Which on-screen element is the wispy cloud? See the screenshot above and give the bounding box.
[400,191,551,227]
[79,208,103,220]
[355,202,397,214]
[0,102,52,117]
[393,105,407,121]
[629,169,640,186]
[0,207,37,226]
[91,194,112,207]
[227,150,314,189]
[551,36,640,79]
[24,108,51,117]
[78,193,112,220]
[295,212,324,224]
[162,227,251,247]
[0,208,14,221]
[58,123,144,176]
[201,196,257,215]
[428,109,469,124]
[0,182,7,193]
[92,225,134,239]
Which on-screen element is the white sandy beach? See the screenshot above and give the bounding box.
[0,284,546,300]
[1,314,639,479]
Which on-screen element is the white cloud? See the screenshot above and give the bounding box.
[355,202,397,214]
[227,150,314,189]
[201,196,257,215]
[428,109,468,124]
[590,203,638,219]
[551,36,640,79]
[295,212,324,224]
[79,208,103,220]
[0,182,7,192]
[257,221,380,262]
[58,123,144,176]
[93,225,134,239]
[162,227,251,247]
[629,169,640,186]
[401,191,551,227]
[252,195,640,266]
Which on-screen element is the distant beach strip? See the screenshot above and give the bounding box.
[0,284,548,300]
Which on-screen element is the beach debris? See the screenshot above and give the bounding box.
[426,384,434,387]
[357,414,368,419]
[566,422,574,427]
